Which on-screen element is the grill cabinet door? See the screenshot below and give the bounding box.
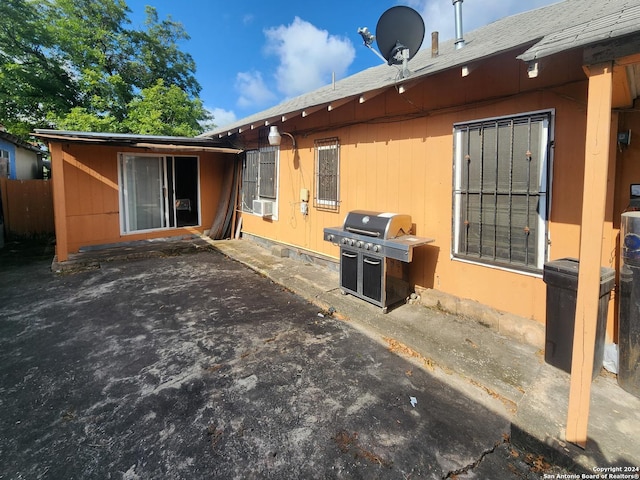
[362,255,383,302]
[340,249,358,294]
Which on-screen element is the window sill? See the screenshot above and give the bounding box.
[451,254,543,278]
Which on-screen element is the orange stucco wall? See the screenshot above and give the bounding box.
[53,143,234,255]
[238,48,629,333]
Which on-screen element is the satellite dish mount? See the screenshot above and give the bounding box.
[358,6,425,79]
[388,42,411,76]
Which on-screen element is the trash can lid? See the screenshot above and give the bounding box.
[543,257,615,292]
[544,257,579,276]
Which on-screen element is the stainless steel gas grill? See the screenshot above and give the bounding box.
[323,210,434,312]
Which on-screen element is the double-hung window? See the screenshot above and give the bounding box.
[453,111,552,272]
[314,137,340,211]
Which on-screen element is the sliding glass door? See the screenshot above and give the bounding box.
[119,154,199,234]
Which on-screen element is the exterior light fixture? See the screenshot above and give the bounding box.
[268,125,296,149]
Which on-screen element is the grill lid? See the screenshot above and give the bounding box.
[343,210,412,239]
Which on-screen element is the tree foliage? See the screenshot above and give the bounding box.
[124,80,208,136]
[0,0,77,137]
[0,0,213,139]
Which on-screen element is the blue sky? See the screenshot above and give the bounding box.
[125,0,560,128]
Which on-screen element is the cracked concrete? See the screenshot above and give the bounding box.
[0,243,580,479]
[443,438,504,479]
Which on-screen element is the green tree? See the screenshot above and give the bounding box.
[42,0,136,122]
[1,0,210,138]
[132,6,201,98]
[53,107,119,133]
[0,0,78,137]
[123,79,211,136]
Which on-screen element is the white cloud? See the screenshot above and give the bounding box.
[235,71,277,109]
[209,107,237,128]
[404,0,558,42]
[264,17,356,98]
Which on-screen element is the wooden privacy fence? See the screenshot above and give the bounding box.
[0,177,54,238]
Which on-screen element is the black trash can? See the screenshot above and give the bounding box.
[543,258,615,380]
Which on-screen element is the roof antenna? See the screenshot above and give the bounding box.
[358,6,425,79]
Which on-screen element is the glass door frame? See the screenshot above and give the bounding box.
[118,153,201,235]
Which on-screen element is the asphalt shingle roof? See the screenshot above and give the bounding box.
[206,0,640,139]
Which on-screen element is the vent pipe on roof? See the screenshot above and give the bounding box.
[432,31,439,57]
[452,0,465,49]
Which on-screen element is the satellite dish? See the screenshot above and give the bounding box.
[375,6,425,67]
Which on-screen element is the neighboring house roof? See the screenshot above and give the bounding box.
[0,130,42,154]
[33,129,242,154]
[206,0,640,139]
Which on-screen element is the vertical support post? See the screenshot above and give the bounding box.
[566,62,613,448]
[50,142,69,262]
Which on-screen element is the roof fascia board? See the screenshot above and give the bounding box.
[34,133,106,143]
[583,32,640,66]
[132,143,241,154]
[33,131,240,153]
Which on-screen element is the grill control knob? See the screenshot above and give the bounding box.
[365,243,373,250]
[349,239,356,246]
[341,238,348,245]
[328,234,334,242]
[373,245,381,253]
[356,241,364,248]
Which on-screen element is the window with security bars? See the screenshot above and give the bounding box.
[314,138,339,211]
[258,146,277,199]
[241,141,279,214]
[241,150,259,212]
[453,111,552,271]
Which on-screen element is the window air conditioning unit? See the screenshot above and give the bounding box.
[253,199,274,217]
